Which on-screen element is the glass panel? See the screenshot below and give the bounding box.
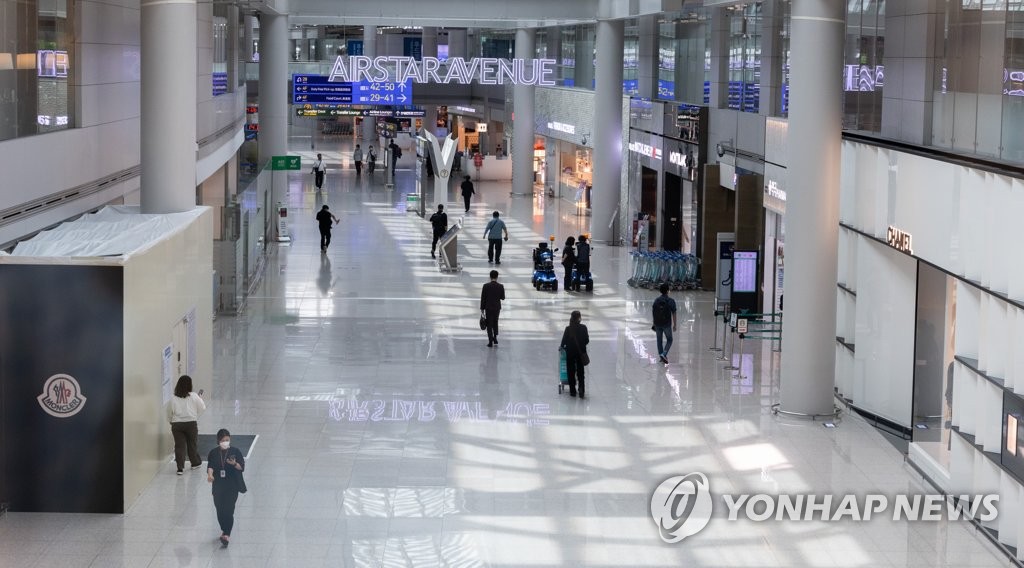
[0,0,74,141]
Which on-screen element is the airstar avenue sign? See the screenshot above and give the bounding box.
[329,56,558,86]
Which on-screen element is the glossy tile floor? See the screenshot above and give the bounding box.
[0,137,1011,567]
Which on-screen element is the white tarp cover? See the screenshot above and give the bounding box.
[8,206,206,258]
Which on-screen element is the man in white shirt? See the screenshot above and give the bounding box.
[312,153,326,191]
[353,145,363,176]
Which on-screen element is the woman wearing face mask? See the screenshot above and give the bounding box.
[207,429,246,546]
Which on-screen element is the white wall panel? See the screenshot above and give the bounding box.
[852,237,917,427]
[78,83,141,129]
[839,140,857,225]
[1012,308,1024,394]
[77,42,141,86]
[1010,180,1024,302]
[851,142,873,233]
[955,280,981,361]
[122,208,213,508]
[978,380,1003,453]
[1001,473,1021,550]
[951,361,972,432]
[950,432,974,494]
[78,0,141,46]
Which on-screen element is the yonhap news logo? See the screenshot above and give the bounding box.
[37,373,87,418]
[651,472,999,543]
[650,473,714,543]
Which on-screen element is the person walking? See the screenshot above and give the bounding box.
[483,211,509,264]
[460,175,475,213]
[480,270,505,347]
[429,204,447,259]
[311,153,326,191]
[389,140,402,174]
[559,310,590,398]
[561,236,577,292]
[316,205,339,253]
[207,429,246,547]
[168,375,205,475]
[353,144,363,176]
[367,146,377,174]
[651,283,678,364]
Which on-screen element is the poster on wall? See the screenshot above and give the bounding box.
[162,344,173,404]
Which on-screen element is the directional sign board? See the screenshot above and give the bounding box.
[270,155,301,170]
[295,106,426,118]
[292,75,413,105]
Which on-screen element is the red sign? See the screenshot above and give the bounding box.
[473,153,483,167]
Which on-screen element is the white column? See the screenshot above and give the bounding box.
[512,28,536,195]
[637,15,659,99]
[258,11,287,164]
[422,26,437,58]
[362,25,377,143]
[591,19,623,242]
[779,0,846,416]
[242,15,254,62]
[141,0,197,213]
[447,28,468,59]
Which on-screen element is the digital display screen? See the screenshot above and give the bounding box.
[732,251,758,293]
[1002,392,1024,483]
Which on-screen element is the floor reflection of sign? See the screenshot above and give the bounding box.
[732,251,758,293]
[162,344,174,404]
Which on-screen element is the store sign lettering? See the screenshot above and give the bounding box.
[669,151,688,168]
[547,121,575,135]
[886,226,913,255]
[629,141,662,160]
[328,56,557,86]
[766,180,786,201]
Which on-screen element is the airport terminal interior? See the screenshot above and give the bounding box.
[2,1,1024,567]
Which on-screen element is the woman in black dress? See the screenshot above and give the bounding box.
[207,428,246,546]
[561,236,576,292]
[559,310,590,398]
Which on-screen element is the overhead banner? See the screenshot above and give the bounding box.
[328,56,558,86]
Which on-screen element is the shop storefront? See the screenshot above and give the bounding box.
[626,99,707,252]
[531,87,598,212]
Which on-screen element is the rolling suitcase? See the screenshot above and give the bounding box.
[558,348,569,394]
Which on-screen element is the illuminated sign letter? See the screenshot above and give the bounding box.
[422,56,443,83]
[328,56,350,82]
[498,59,516,85]
[479,58,499,85]
[539,59,556,86]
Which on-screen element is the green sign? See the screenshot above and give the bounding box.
[271,155,301,170]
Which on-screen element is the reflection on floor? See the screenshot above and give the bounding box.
[0,136,1009,567]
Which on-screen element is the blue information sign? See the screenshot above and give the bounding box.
[292,75,413,105]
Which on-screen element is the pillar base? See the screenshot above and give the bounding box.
[771,403,841,421]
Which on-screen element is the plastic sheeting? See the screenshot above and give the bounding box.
[6,206,207,258]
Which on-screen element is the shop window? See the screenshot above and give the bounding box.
[0,0,74,141]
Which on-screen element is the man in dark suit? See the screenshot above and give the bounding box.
[480,270,505,347]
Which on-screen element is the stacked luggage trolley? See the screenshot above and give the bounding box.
[627,251,700,290]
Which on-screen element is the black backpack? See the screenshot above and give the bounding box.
[653,296,672,326]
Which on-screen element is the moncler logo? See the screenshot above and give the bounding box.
[37,374,87,418]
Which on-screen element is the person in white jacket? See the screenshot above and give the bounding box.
[168,375,206,475]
